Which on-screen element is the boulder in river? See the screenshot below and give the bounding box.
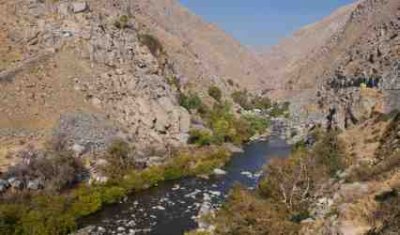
[213,168,227,175]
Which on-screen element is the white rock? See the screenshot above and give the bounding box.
[153,205,165,210]
[58,3,70,15]
[91,97,102,108]
[71,143,86,156]
[185,189,201,198]
[203,193,211,201]
[213,168,227,175]
[241,171,253,178]
[210,191,221,197]
[72,2,88,13]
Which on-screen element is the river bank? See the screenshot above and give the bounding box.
[77,137,291,235]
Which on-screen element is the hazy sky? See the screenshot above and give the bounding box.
[179,0,355,46]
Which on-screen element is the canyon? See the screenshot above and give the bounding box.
[0,0,400,234]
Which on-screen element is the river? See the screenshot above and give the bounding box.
[80,137,291,235]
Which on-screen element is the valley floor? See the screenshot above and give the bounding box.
[192,111,400,235]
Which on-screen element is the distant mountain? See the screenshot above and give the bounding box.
[132,0,270,91]
[260,0,400,127]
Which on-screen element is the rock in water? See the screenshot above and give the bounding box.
[213,168,227,175]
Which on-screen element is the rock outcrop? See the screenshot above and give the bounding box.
[262,0,400,130]
[0,0,268,170]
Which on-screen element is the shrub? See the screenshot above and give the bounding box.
[202,102,255,145]
[7,148,83,192]
[208,86,222,102]
[103,139,135,179]
[138,34,164,57]
[114,15,130,29]
[0,204,27,235]
[348,152,400,182]
[190,148,230,175]
[69,186,103,218]
[270,102,290,118]
[243,114,269,136]
[231,90,251,110]
[20,195,76,235]
[376,109,399,122]
[227,79,234,86]
[251,96,272,110]
[213,185,300,235]
[312,130,346,176]
[99,186,126,204]
[179,93,202,112]
[369,187,400,234]
[188,129,213,146]
[166,75,181,90]
[259,148,313,213]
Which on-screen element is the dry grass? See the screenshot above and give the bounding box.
[339,118,388,164]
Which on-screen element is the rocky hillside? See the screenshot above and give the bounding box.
[0,0,269,171]
[261,0,400,130]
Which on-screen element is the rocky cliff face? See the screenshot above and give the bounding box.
[0,0,267,170]
[262,0,400,129]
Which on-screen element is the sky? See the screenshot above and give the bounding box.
[179,0,355,46]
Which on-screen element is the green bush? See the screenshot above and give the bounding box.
[19,195,76,235]
[179,93,202,112]
[312,130,346,176]
[200,102,255,145]
[188,129,213,146]
[243,114,269,136]
[69,187,102,218]
[99,186,126,204]
[0,204,27,235]
[208,86,222,102]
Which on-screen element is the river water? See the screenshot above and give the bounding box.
[80,137,291,235]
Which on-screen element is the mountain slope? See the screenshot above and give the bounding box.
[132,0,269,91]
[0,0,268,171]
[261,0,400,127]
